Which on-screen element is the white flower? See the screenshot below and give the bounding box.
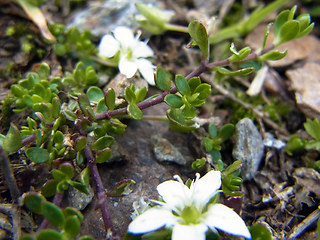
[128,170,251,240]
[98,26,156,85]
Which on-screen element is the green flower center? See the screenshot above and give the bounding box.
[126,49,133,60]
[179,205,201,225]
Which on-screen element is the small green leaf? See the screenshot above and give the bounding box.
[135,3,168,27]
[135,87,147,103]
[167,108,198,132]
[26,147,50,163]
[249,224,272,240]
[87,86,104,104]
[33,103,52,122]
[203,137,214,152]
[75,136,87,151]
[304,118,320,141]
[37,63,50,80]
[105,88,116,111]
[194,83,211,100]
[188,20,209,59]
[90,136,114,151]
[41,179,58,197]
[219,124,235,142]
[95,148,112,163]
[274,9,290,37]
[36,229,64,240]
[223,160,242,175]
[127,104,143,119]
[57,181,69,193]
[229,46,251,62]
[64,215,81,238]
[124,87,136,104]
[42,201,65,228]
[96,99,108,113]
[79,236,95,240]
[63,109,77,121]
[52,169,66,181]
[214,66,254,76]
[11,84,25,97]
[106,179,135,197]
[155,66,171,91]
[181,105,197,119]
[274,20,299,46]
[69,181,89,194]
[165,94,183,108]
[0,123,22,153]
[208,124,218,137]
[81,167,90,186]
[63,207,84,223]
[24,193,45,214]
[51,97,61,119]
[20,234,35,240]
[53,131,64,145]
[296,22,314,39]
[259,50,288,61]
[60,163,74,179]
[175,74,191,96]
[78,94,91,115]
[192,158,206,170]
[188,77,201,92]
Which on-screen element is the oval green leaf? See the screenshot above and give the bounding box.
[64,216,81,238]
[24,193,45,214]
[175,74,191,96]
[25,147,49,163]
[165,94,183,108]
[155,66,171,91]
[42,201,65,228]
[36,229,64,240]
[87,86,104,103]
[188,20,209,59]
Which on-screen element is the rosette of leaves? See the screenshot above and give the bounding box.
[286,118,320,156]
[124,84,147,120]
[203,123,235,162]
[49,24,97,58]
[10,63,60,113]
[220,160,244,197]
[22,193,94,240]
[41,163,89,197]
[164,75,211,132]
[273,5,314,47]
[62,62,98,96]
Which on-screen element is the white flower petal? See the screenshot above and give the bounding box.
[119,57,138,78]
[204,204,251,239]
[191,171,221,208]
[157,180,190,211]
[113,26,136,50]
[133,42,154,58]
[128,207,174,234]
[98,34,120,58]
[137,59,156,85]
[172,223,207,240]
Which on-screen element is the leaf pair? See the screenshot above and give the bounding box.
[165,75,211,120]
[23,193,93,240]
[41,163,89,197]
[124,85,147,119]
[273,6,314,46]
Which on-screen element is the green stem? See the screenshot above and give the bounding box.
[142,115,169,121]
[164,23,189,33]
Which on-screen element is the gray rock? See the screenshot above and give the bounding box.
[232,118,264,180]
[68,185,94,210]
[151,134,187,166]
[67,0,158,37]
